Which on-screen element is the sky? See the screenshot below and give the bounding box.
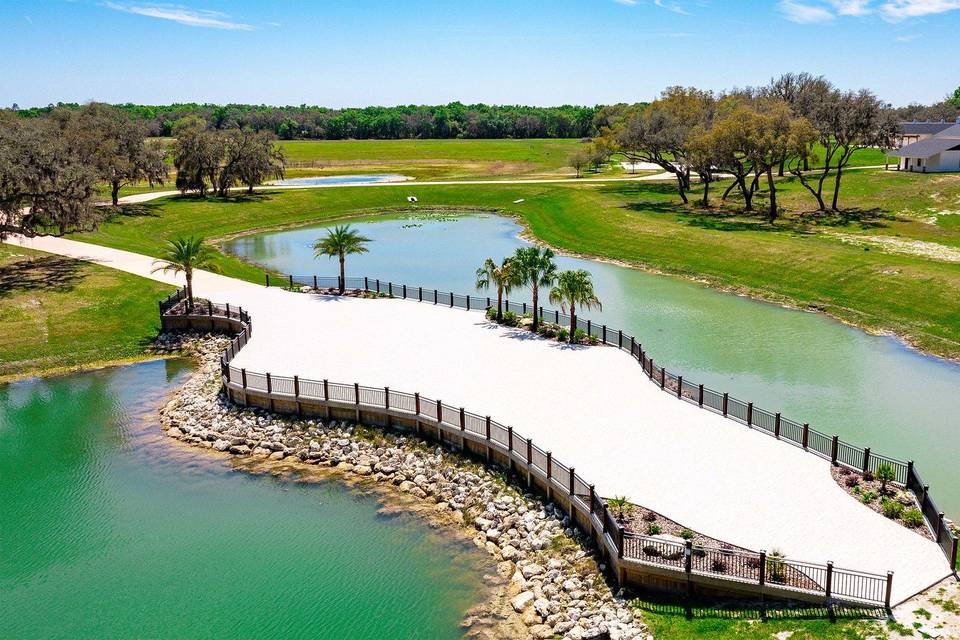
[2,0,959,108]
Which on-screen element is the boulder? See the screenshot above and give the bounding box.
[511,591,535,612]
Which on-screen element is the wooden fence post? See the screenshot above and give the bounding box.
[831,435,839,465]
[294,375,301,417]
[507,427,514,473]
[774,413,781,438]
[602,325,607,344]
[802,423,809,449]
[288,274,293,289]
[364,276,368,290]
[698,384,704,407]
[402,284,407,298]
[676,375,683,399]
[354,382,361,421]
[758,550,766,587]
[936,513,945,541]
[241,368,247,389]
[265,273,270,287]
[313,275,317,289]
[419,287,423,302]
[466,295,471,311]
[485,416,491,463]
[862,447,871,473]
[885,572,894,610]
[659,367,665,389]
[722,393,728,416]
[617,525,624,559]
[266,372,274,412]
[526,438,533,488]
[434,289,438,304]
[569,467,575,496]
[649,358,655,380]
[589,484,596,515]
[746,402,753,427]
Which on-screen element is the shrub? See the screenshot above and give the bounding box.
[844,475,860,488]
[587,335,599,346]
[838,466,852,476]
[881,497,904,519]
[711,558,728,573]
[692,548,706,558]
[875,463,896,493]
[861,490,879,504]
[502,310,519,327]
[573,328,587,343]
[557,328,569,342]
[746,557,761,570]
[646,523,661,535]
[902,508,924,528]
[766,549,787,584]
[679,528,695,540]
[485,307,496,320]
[642,510,657,522]
[863,470,874,482]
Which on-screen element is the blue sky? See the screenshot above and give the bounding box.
[3,0,958,108]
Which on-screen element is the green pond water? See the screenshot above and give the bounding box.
[224,212,960,518]
[0,359,490,639]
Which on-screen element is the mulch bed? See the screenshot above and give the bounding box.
[831,465,934,541]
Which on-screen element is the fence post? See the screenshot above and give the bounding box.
[659,367,665,389]
[546,451,552,479]
[825,562,834,600]
[402,284,407,298]
[921,484,929,507]
[555,309,559,323]
[885,572,894,610]
[414,392,420,414]
[294,375,301,417]
[631,336,635,355]
[602,325,607,343]
[589,484,596,514]
[684,541,693,576]
[774,413,781,439]
[354,383,360,421]
[313,275,317,289]
[722,393,728,416]
[384,386,390,411]
[526,438,533,488]
[485,416,491,463]
[507,427,514,472]
[419,287,423,302]
[265,273,270,287]
[602,504,609,534]
[758,550,766,586]
[467,295,471,311]
[241,368,247,389]
[586,319,591,337]
[323,379,329,402]
[676,375,683,399]
[459,408,465,432]
[802,423,809,449]
[936,513,945,540]
[746,402,753,427]
[522,302,527,315]
[288,274,293,289]
[906,460,913,484]
[266,372,272,394]
[862,447,871,472]
[434,289,438,304]
[569,468,575,496]
[618,330,623,349]
[649,358,655,380]
[698,384,704,407]
[207,300,213,316]
[364,276,368,290]
[376,278,380,293]
[617,525,624,559]
[450,292,454,308]
[830,436,839,465]
[388,282,393,297]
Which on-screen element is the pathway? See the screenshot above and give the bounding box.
[4,233,951,604]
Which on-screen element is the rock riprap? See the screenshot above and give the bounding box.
[159,335,651,640]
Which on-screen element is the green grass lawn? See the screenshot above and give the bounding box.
[632,596,885,640]
[0,245,172,380]
[75,168,960,359]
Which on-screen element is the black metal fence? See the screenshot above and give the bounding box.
[159,285,901,607]
[265,272,959,570]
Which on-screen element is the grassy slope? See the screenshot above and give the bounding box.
[0,245,172,380]
[77,169,960,358]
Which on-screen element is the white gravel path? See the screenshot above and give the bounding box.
[5,233,951,603]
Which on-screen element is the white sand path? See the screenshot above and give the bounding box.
[4,233,951,604]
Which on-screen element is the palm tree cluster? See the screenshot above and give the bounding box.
[476,247,601,344]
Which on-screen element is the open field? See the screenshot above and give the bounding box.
[74,168,960,359]
[0,245,172,380]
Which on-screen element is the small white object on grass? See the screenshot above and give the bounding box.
[513,198,525,204]
[407,196,418,203]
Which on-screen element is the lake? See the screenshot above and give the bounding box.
[224,211,960,518]
[0,359,490,639]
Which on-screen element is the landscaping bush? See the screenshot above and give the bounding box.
[663,550,684,561]
[502,310,519,327]
[863,469,874,482]
[881,497,904,519]
[861,490,879,504]
[766,549,787,584]
[587,335,599,345]
[642,510,657,522]
[902,508,924,528]
[679,528,695,540]
[844,475,860,488]
[573,328,587,343]
[692,548,706,558]
[838,466,852,476]
[646,523,661,535]
[875,463,896,493]
[557,328,569,342]
[485,307,497,320]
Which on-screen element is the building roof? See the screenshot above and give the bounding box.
[889,136,960,158]
[899,121,958,136]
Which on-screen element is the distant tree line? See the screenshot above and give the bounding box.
[9,102,601,140]
[891,85,960,123]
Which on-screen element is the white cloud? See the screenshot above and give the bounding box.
[613,0,638,5]
[828,0,872,14]
[779,0,836,22]
[880,0,960,19]
[103,2,254,30]
[654,0,692,14]
[895,32,920,40]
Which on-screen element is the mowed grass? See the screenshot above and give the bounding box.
[0,245,172,380]
[632,597,884,640]
[75,168,960,358]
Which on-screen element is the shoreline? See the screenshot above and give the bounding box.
[207,204,960,365]
[158,333,650,640]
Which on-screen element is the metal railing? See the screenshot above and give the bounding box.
[265,272,959,569]
[159,287,902,607]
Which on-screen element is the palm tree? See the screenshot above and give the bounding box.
[549,269,601,343]
[152,236,220,309]
[475,257,520,322]
[513,246,558,331]
[607,496,630,523]
[313,225,371,294]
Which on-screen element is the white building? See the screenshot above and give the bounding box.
[889,122,960,173]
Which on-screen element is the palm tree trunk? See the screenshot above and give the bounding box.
[339,255,346,294]
[186,270,194,310]
[496,287,503,322]
[531,283,539,331]
[569,304,576,343]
